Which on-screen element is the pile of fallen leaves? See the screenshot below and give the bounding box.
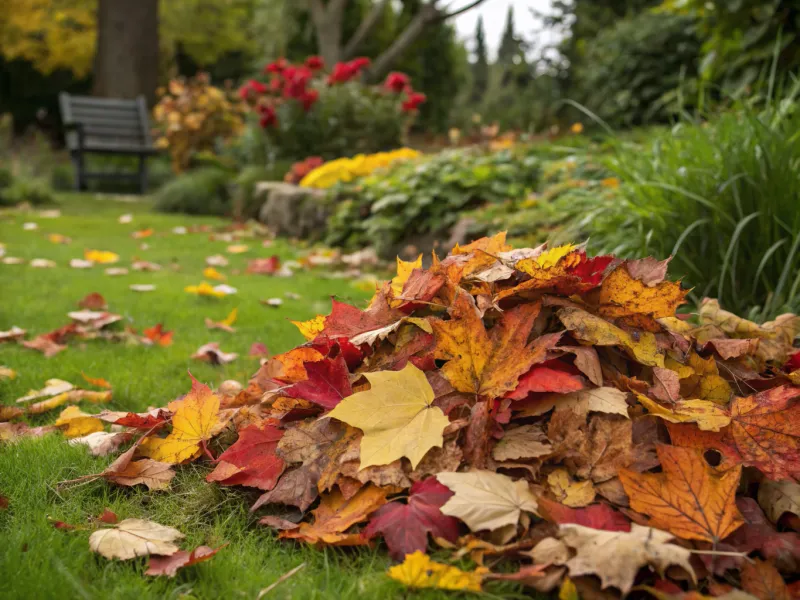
[15,233,800,595]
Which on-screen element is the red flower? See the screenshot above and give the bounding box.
[383,72,410,94]
[250,80,267,95]
[299,88,319,111]
[401,91,427,113]
[327,58,372,85]
[283,66,313,98]
[304,55,325,71]
[269,77,282,93]
[350,57,371,70]
[238,84,252,100]
[264,58,287,74]
[258,105,278,128]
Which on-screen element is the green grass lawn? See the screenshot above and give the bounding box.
[0,195,515,599]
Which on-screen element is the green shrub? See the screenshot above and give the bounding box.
[326,148,540,255]
[0,166,12,190]
[588,87,800,320]
[230,163,293,219]
[154,167,233,216]
[577,11,701,127]
[0,177,55,206]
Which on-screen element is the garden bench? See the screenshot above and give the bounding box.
[59,93,156,194]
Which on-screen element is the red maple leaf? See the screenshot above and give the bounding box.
[206,423,285,490]
[282,355,353,410]
[506,360,585,399]
[538,497,631,532]
[364,477,460,560]
[315,296,403,344]
[143,323,173,346]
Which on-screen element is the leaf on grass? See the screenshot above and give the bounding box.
[67,310,122,329]
[77,292,107,310]
[55,406,104,438]
[388,550,486,591]
[246,256,281,274]
[142,324,173,346]
[558,307,664,367]
[89,518,183,560]
[558,523,695,594]
[437,470,538,531]
[283,355,353,410]
[226,244,249,254]
[0,326,26,343]
[69,431,132,456]
[185,281,226,298]
[146,545,225,577]
[327,363,449,469]
[139,375,220,464]
[16,379,74,403]
[206,423,285,490]
[191,342,238,365]
[636,394,731,432]
[202,266,226,281]
[81,372,112,389]
[30,258,56,268]
[365,477,459,559]
[84,249,119,264]
[130,284,156,292]
[206,254,228,267]
[205,308,238,332]
[132,260,161,272]
[281,484,388,545]
[619,444,743,542]
[432,289,549,397]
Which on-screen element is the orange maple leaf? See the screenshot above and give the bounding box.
[431,289,548,397]
[619,444,743,543]
[280,484,388,545]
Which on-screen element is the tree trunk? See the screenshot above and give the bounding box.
[93,0,160,104]
[308,0,347,66]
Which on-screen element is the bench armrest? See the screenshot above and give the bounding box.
[63,121,85,149]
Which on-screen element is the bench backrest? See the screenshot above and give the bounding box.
[59,93,152,151]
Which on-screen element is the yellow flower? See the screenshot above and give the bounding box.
[601,177,620,189]
[202,266,226,281]
[571,122,584,134]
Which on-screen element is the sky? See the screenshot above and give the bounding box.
[451,0,558,61]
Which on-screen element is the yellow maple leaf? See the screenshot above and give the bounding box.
[327,363,449,470]
[185,282,226,298]
[558,307,664,367]
[390,254,422,301]
[55,406,104,438]
[202,267,226,281]
[533,244,578,269]
[388,551,486,591]
[547,468,596,507]
[452,231,510,256]
[220,308,238,327]
[599,264,687,319]
[84,249,119,264]
[291,315,326,341]
[636,394,731,431]
[139,376,220,464]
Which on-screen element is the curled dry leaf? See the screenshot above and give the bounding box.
[557,523,695,594]
[69,431,133,456]
[191,342,238,365]
[16,379,73,403]
[145,545,225,577]
[89,518,184,560]
[0,326,26,343]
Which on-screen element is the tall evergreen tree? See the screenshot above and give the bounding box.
[471,16,489,102]
[497,5,517,65]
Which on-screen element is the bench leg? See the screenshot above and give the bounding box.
[138,156,148,194]
[71,153,86,191]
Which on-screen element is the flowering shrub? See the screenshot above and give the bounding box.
[284,156,324,184]
[153,73,246,173]
[238,57,425,161]
[299,148,421,189]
